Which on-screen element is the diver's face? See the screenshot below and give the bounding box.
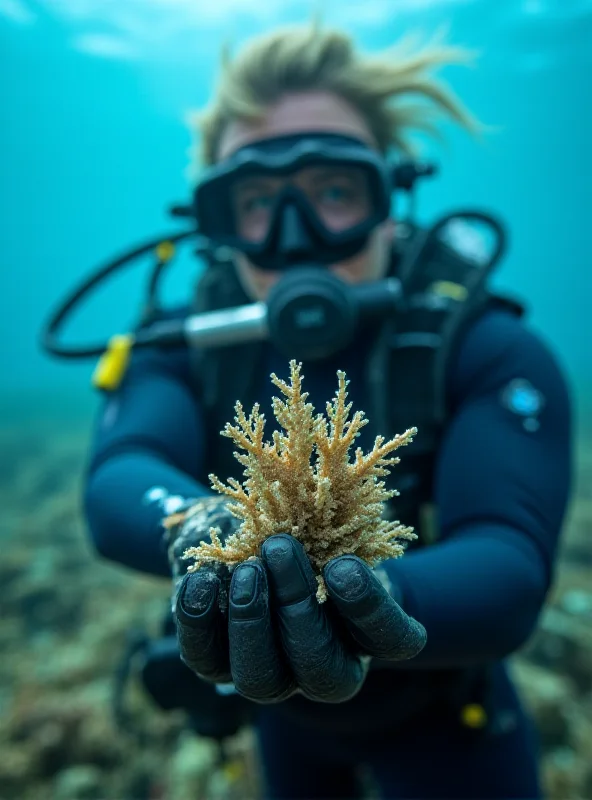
[217,91,395,302]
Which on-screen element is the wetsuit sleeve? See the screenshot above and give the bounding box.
[383,311,573,667]
[83,345,212,577]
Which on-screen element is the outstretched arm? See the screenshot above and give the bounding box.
[84,344,211,577]
[383,310,573,667]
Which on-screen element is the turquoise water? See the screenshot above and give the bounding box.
[1,0,591,425]
[1,7,591,798]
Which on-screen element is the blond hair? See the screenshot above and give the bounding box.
[193,23,479,167]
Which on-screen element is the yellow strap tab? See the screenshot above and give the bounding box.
[431,280,468,302]
[222,759,245,783]
[460,703,488,729]
[155,240,175,262]
[92,334,134,391]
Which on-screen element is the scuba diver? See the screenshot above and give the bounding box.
[46,22,573,800]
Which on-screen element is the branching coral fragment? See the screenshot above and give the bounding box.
[180,360,417,602]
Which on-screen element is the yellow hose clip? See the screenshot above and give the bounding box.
[92,334,134,391]
[155,240,175,262]
[431,280,468,302]
[460,703,488,729]
[222,758,245,783]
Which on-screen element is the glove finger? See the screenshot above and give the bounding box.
[324,555,426,661]
[228,559,296,703]
[261,534,366,703]
[175,568,232,683]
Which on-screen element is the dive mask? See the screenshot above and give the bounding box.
[193,133,393,271]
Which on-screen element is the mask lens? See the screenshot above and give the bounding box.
[231,175,283,245]
[301,164,372,233]
[230,164,374,245]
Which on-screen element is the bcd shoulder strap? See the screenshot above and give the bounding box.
[368,220,525,454]
[364,220,525,535]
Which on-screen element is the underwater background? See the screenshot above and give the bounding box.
[1,1,591,798]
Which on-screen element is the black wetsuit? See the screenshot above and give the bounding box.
[84,306,572,799]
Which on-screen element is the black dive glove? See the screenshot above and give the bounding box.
[167,503,426,705]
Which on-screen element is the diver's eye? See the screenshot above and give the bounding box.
[233,187,279,242]
[240,194,275,214]
[317,184,355,205]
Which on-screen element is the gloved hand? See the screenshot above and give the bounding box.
[168,512,426,705]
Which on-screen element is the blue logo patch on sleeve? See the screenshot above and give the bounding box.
[500,378,545,431]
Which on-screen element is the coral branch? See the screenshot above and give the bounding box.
[178,360,417,601]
